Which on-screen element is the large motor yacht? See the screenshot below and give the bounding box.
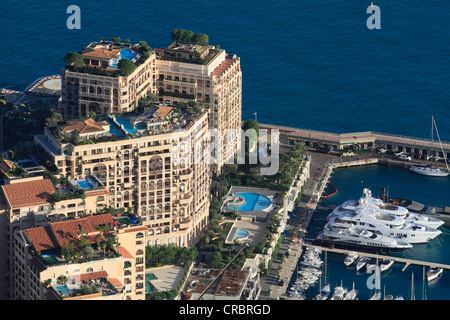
[330,188,444,229]
[316,226,413,251]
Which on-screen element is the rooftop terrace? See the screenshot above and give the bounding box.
[48,104,204,146]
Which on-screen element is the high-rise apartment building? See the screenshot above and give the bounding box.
[59,38,242,175]
[35,104,210,249]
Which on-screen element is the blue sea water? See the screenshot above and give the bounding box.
[2,0,450,139]
[300,165,450,300]
[2,0,450,300]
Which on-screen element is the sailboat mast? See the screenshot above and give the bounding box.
[432,116,450,172]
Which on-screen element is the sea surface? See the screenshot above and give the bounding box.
[2,0,450,300]
[298,165,450,300]
[2,0,450,139]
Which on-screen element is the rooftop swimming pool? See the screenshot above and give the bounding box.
[106,119,125,137]
[120,48,139,60]
[115,117,139,135]
[77,177,97,189]
[233,228,250,240]
[109,49,139,67]
[55,284,73,296]
[229,192,272,212]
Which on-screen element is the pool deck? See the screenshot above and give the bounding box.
[223,186,283,245]
[225,186,281,222]
[145,265,186,292]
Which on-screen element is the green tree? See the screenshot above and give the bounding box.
[112,37,121,44]
[46,112,64,127]
[195,33,209,46]
[243,119,259,137]
[63,52,85,68]
[118,58,136,76]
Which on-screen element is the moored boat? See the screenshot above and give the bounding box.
[426,267,443,282]
[344,251,359,267]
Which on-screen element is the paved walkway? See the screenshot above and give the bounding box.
[259,151,335,299]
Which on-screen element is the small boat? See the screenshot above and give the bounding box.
[365,258,378,272]
[380,259,395,272]
[369,291,381,300]
[383,294,393,300]
[344,282,358,300]
[315,283,331,300]
[394,296,404,300]
[426,267,443,282]
[344,251,359,267]
[356,256,370,272]
[329,281,348,300]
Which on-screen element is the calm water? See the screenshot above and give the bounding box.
[2,0,450,139]
[3,0,450,300]
[298,165,450,300]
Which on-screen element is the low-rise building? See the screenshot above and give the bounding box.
[13,213,147,300]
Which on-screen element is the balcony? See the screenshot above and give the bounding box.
[179,193,193,205]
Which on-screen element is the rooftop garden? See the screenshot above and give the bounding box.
[63,38,153,77]
[36,222,120,267]
[157,29,220,65]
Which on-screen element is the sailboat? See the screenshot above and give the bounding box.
[410,116,449,177]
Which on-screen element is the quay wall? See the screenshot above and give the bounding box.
[259,123,450,158]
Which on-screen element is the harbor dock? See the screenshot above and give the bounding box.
[302,243,450,272]
[259,122,450,160]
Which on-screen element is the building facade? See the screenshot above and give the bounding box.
[59,39,242,175]
[35,106,210,249]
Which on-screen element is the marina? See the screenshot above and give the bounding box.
[282,155,450,300]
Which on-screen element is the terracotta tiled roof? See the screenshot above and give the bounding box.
[85,188,110,197]
[62,118,109,135]
[82,48,120,60]
[24,226,60,252]
[211,56,235,76]
[2,179,55,208]
[80,271,108,281]
[108,277,123,288]
[0,159,16,170]
[154,106,173,119]
[51,214,114,247]
[122,226,148,233]
[115,246,133,259]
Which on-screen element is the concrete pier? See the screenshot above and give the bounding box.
[303,243,450,272]
[259,123,450,159]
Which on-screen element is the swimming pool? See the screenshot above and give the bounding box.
[77,177,96,189]
[120,49,139,61]
[106,119,125,137]
[41,254,61,265]
[115,118,138,135]
[145,273,158,293]
[233,228,250,240]
[229,192,272,212]
[55,284,73,296]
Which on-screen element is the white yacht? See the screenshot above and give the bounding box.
[327,202,442,244]
[344,283,358,300]
[314,284,330,300]
[344,251,359,267]
[330,188,444,229]
[410,116,450,177]
[410,164,449,177]
[379,259,395,272]
[329,284,348,300]
[318,226,413,251]
[356,256,370,272]
[426,267,443,282]
[369,291,381,300]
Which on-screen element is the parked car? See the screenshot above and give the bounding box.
[399,154,412,161]
[378,148,387,154]
[432,156,441,161]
